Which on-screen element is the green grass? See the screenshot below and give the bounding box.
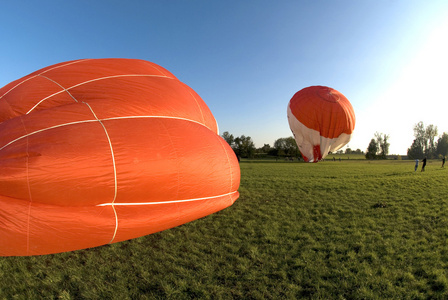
[1,160,447,299]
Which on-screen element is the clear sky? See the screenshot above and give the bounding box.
[1,0,447,155]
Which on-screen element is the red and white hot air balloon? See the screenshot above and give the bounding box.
[287,86,355,162]
[0,58,240,256]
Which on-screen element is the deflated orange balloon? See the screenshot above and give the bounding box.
[287,86,356,162]
[0,58,240,256]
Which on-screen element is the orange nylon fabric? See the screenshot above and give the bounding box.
[288,86,355,139]
[0,58,240,256]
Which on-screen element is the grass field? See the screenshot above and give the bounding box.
[1,159,447,299]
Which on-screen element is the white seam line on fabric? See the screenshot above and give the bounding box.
[0,115,211,152]
[37,75,79,103]
[96,191,238,206]
[110,205,118,243]
[0,59,91,100]
[83,102,119,244]
[25,74,173,115]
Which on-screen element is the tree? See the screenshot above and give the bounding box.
[425,124,438,158]
[221,131,256,158]
[407,139,424,159]
[365,132,389,159]
[345,148,364,155]
[273,137,301,158]
[375,132,390,159]
[273,138,286,156]
[437,133,448,158]
[259,144,272,154]
[221,131,234,147]
[407,122,438,159]
[254,143,276,158]
[233,135,256,158]
[365,139,378,159]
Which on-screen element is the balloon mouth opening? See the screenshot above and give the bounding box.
[300,145,323,163]
[316,87,340,103]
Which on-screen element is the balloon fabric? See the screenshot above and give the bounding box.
[0,58,240,256]
[287,86,356,162]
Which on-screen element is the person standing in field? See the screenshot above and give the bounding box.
[421,157,427,172]
[442,156,445,168]
[414,159,419,171]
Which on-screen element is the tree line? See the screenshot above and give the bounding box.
[407,122,447,159]
[221,132,299,159]
[222,121,448,160]
[222,132,355,160]
[360,122,447,160]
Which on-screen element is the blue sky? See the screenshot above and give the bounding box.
[1,1,447,155]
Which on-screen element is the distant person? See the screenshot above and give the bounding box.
[414,159,419,172]
[421,157,427,172]
[442,156,446,168]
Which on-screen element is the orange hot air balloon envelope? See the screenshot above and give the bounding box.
[287,86,356,162]
[0,58,240,256]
